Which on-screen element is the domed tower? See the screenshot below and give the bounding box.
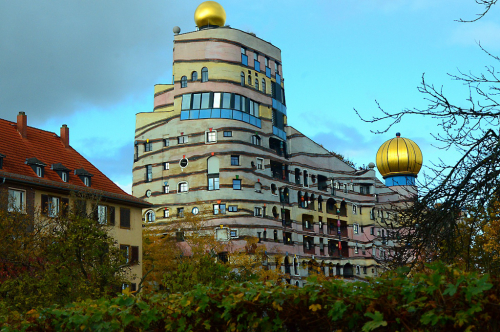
[376,132,423,187]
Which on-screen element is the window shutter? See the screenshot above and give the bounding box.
[61,198,69,217]
[131,246,139,265]
[120,208,131,228]
[41,195,49,215]
[109,206,115,226]
[92,204,98,222]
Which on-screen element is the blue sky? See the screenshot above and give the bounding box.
[1,0,498,193]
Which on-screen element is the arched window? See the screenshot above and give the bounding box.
[201,67,208,82]
[262,79,266,93]
[145,210,155,222]
[181,76,187,88]
[255,79,259,90]
[318,195,323,211]
[207,156,220,191]
[251,135,261,146]
[247,74,252,85]
[340,201,347,217]
[284,257,291,274]
[272,206,279,218]
[303,170,308,186]
[191,71,198,81]
[294,258,299,275]
[295,168,301,185]
[254,182,262,193]
[271,183,277,195]
[240,72,245,86]
[178,181,188,193]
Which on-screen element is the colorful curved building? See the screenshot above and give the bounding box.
[132,2,422,283]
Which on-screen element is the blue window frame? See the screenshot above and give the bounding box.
[266,67,271,78]
[232,179,241,190]
[231,155,239,166]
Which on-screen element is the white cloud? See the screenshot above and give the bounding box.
[116,181,132,195]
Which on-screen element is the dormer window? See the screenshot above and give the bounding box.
[26,158,46,178]
[52,163,70,183]
[75,168,93,187]
[0,153,5,169]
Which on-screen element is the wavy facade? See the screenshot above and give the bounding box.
[132,3,413,284]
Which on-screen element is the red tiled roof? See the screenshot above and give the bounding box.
[0,117,147,206]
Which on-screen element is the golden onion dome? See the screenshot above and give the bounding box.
[376,133,423,178]
[194,1,226,28]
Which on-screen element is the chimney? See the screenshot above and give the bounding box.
[60,124,69,148]
[17,112,27,139]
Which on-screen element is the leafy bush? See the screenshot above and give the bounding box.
[2,262,499,331]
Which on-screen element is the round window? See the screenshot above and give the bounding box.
[192,207,199,215]
[146,190,152,197]
[179,158,188,168]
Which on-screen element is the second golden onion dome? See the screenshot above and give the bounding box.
[376,133,423,178]
[194,1,226,28]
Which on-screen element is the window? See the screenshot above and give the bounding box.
[370,227,374,235]
[177,207,184,218]
[343,184,348,193]
[284,232,292,245]
[164,138,169,147]
[164,185,169,193]
[145,165,152,182]
[256,158,264,170]
[241,48,248,66]
[36,166,43,177]
[206,131,217,143]
[179,158,188,168]
[248,74,252,85]
[240,72,245,86]
[178,182,188,193]
[255,79,259,90]
[191,71,198,81]
[356,266,361,275]
[372,247,376,256]
[262,79,266,93]
[61,172,68,182]
[231,155,239,166]
[176,231,185,242]
[233,179,241,190]
[164,162,169,170]
[251,135,261,146]
[83,176,90,187]
[213,204,226,215]
[145,210,155,222]
[255,182,262,193]
[208,175,219,191]
[228,205,238,212]
[353,205,357,214]
[223,131,232,137]
[8,189,25,212]
[181,76,187,88]
[254,206,262,217]
[97,205,108,224]
[120,208,131,229]
[230,229,238,238]
[360,185,370,195]
[120,245,130,263]
[201,67,208,82]
[164,209,169,218]
[363,266,367,274]
[144,142,152,152]
[353,224,359,234]
[178,135,188,144]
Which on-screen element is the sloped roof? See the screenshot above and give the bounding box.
[0,118,148,206]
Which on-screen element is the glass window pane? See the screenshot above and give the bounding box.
[241,96,247,113]
[221,109,232,118]
[213,92,221,108]
[192,93,201,109]
[222,93,232,109]
[189,110,199,119]
[180,110,189,120]
[199,109,211,119]
[201,92,210,109]
[211,108,221,118]
[234,95,241,110]
[232,110,242,121]
[181,94,191,110]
